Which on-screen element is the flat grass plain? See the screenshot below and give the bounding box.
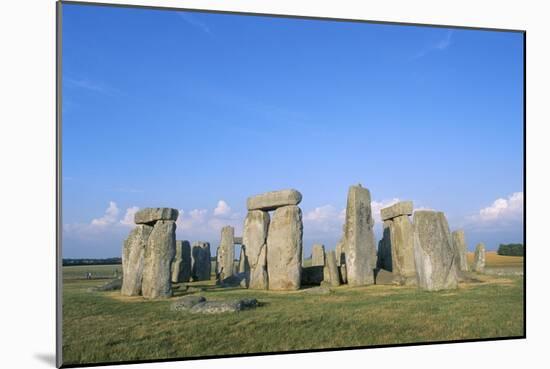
[62,252,524,366]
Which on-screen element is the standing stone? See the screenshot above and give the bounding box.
[413,211,458,291]
[311,244,326,267]
[452,230,469,272]
[342,184,377,286]
[191,241,211,281]
[335,237,345,266]
[473,243,486,272]
[323,250,341,287]
[142,220,176,299]
[121,224,153,296]
[266,205,303,290]
[171,240,191,283]
[247,189,302,211]
[217,226,235,281]
[377,221,393,271]
[389,215,416,284]
[242,210,270,289]
[238,245,248,274]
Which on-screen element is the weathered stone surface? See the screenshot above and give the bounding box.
[413,211,458,291]
[266,205,303,290]
[339,264,348,284]
[238,245,248,274]
[233,236,243,245]
[190,299,258,314]
[170,295,206,311]
[342,185,377,286]
[323,250,341,287]
[121,224,153,296]
[377,221,393,271]
[452,230,469,272]
[217,226,235,281]
[92,278,123,292]
[311,244,325,266]
[473,243,486,272]
[142,220,176,299]
[335,238,345,266]
[374,269,396,285]
[191,241,211,281]
[171,240,191,283]
[389,215,416,285]
[301,266,324,285]
[247,189,302,211]
[380,201,413,221]
[242,210,270,289]
[300,286,332,295]
[134,208,178,224]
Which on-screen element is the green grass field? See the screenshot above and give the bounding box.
[62,256,524,366]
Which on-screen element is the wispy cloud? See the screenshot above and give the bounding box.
[177,12,212,35]
[410,30,454,60]
[65,77,122,96]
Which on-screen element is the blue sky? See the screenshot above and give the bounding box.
[62,4,524,258]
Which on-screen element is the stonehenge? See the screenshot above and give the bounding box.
[473,243,486,272]
[311,244,325,266]
[191,241,211,281]
[121,208,178,298]
[413,211,458,291]
[452,230,469,272]
[171,240,191,283]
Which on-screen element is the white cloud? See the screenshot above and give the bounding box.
[475,192,524,223]
[213,200,231,216]
[371,198,400,223]
[120,206,139,226]
[411,30,454,60]
[303,205,343,234]
[91,201,119,226]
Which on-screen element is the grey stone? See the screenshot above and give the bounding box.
[377,221,393,271]
[134,208,178,225]
[238,245,248,274]
[93,278,123,292]
[170,295,206,311]
[190,299,258,314]
[242,210,270,289]
[191,241,211,281]
[323,250,341,287]
[311,244,325,267]
[413,211,458,291]
[389,215,416,285]
[380,201,413,221]
[217,226,235,281]
[247,189,302,211]
[342,184,376,286]
[335,238,345,266]
[171,240,191,283]
[452,230,469,272]
[142,220,176,299]
[300,286,332,295]
[473,243,486,272]
[121,224,153,296]
[266,205,303,290]
[233,236,243,245]
[374,269,396,285]
[301,266,324,285]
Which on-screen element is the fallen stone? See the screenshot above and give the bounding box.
[189,299,258,314]
[473,243,486,272]
[266,205,303,290]
[452,230,469,272]
[142,220,177,298]
[380,201,413,221]
[172,240,191,283]
[300,286,332,295]
[191,241,212,281]
[247,189,302,211]
[170,295,206,311]
[91,278,123,292]
[121,224,153,296]
[311,244,325,267]
[242,210,270,289]
[134,208,178,225]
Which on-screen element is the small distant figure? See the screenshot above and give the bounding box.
[86,272,92,280]
[113,269,119,278]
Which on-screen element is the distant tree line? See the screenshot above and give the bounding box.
[497,244,524,256]
[63,258,122,266]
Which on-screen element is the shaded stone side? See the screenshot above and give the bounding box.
[171,240,191,283]
[142,220,176,299]
[311,244,325,266]
[377,221,393,271]
[473,243,486,272]
[191,242,211,281]
[266,205,303,290]
[121,224,153,296]
[413,211,458,291]
[452,230,469,272]
[242,210,270,289]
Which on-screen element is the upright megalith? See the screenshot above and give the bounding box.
[121,224,153,296]
[323,250,341,287]
[171,240,191,283]
[413,211,458,291]
[191,242,211,281]
[377,221,393,271]
[247,189,302,211]
[473,243,486,272]
[242,210,270,289]
[379,201,416,285]
[266,205,303,290]
[217,226,235,282]
[452,230,469,272]
[311,244,326,267]
[238,245,248,274]
[341,184,377,286]
[142,220,177,299]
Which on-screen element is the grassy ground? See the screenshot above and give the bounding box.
[62,256,524,366]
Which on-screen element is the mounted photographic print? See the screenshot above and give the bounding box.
[57,1,525,367]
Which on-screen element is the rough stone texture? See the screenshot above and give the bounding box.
[300,286,332,295]
[190,299,258,314]
[171,240,191,283]
[247,189,302,211]
[374,269,396,285]
[233,236,243,245]
[134,208,178,225]
[377,221,393,271]
[335,238,345,266]
[121,224,153,296]
[389,215,416,285]
[170,295,206,311]
[266,205,303,290]
[217,226,235,281]
[242,210,270,289]
[323,250,341,287]
[311,244,326,267]
[413,211,458,291]
[452,230,469,272]
[238,245,248,274]
[92,278,123,292]
[142,220,176,299]
[473,243,486,272]
[339,264,348,284]
[301,266,324,285]
[380,201,413,221]
[191,241,211,281]
[342,185,376,286]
